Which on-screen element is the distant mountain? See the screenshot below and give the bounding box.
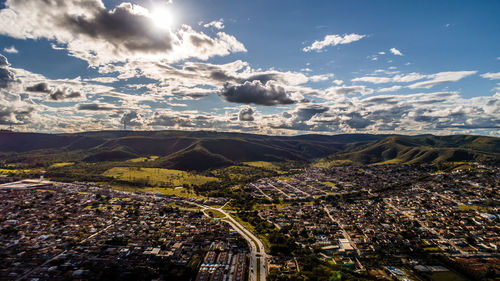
[333,135,500,165]
[0,131,498,170]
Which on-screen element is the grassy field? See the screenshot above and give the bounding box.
[312,159,353,168]
[205,209,226,219]
[49,162,75,168]
[322,181,337,188]
[128,156,159,163]
[103,167,219,187]
[372,158,403,165]
[456,204,490,212]
[110,185,206,199]
[0,168,46,175]
[243,161,282,171]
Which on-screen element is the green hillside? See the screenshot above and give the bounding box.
[0,131,498,173]
[331,135,500,165]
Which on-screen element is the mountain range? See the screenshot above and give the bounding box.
[0,130,498,170]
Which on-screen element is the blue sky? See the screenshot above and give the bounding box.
[0,0,499,135]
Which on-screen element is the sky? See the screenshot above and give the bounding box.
[0,0,499,136]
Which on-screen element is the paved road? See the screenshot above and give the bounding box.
[217,208,267,281]
[323,205,365,270]
[195,202,267,281]
[281,181,310,198]
[250,183,273,201]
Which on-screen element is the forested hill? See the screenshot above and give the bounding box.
[0,130,498,170]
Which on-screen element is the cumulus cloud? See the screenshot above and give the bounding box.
[273,104,329,131]
[3,46,18,54]
[203,19,225,30]
[0,0,246,65]
[390,47,403,56]
[26,82,83,101]
[277,91,500,134]
[120,110,144,128]
[218,81,297,106]
[26,82,51,93]
[0,93,35,125]
[238,106,255,121]
[49,89,82,101]
[0,54,17,89]
[303,33,365,52]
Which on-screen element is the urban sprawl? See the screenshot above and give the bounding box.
[1,163,498,281]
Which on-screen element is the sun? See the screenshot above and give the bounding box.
[150,6,174,30]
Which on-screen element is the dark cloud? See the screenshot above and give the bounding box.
[0,68,16,89]
[49,89,82,100]
[274,104,330,131]
[26,82,51,93]
[218,81,296,106]
[344,112,373,129]
[239,107,254,121]
[0,54,9,67]
[62,3,175,53]
[291,104,329,122]
[0,1,246,65]
[0,55,17,89]
[26,83,82,100]
[77,103,116,111]
[120,110,143,127]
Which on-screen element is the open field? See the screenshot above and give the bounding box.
[322,181,337,188]
[243,161,282,171]
[456,204,491,212]
[49,162,75,168]
[205,209,226,218]
[127,156,159,163]
[110,185,206,199]
[102,167,219,187]
[0,168,46,175]
[312,159,353,168]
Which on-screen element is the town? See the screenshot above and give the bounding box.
[1,162,498,281]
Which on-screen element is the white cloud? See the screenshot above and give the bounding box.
[408,71,477,89]
[378,85,402,92]
[352,72,425,84]
[353,71,476,89]
[203,19,225,30]
[481,72,500,80]
[390,47,403,56]
[303,33,365,52]
[3,46,18,54]
[0,0,246,66]
[309,73,334,82]
[325,85,373,96]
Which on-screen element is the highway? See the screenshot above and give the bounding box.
[196,202,267,281]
